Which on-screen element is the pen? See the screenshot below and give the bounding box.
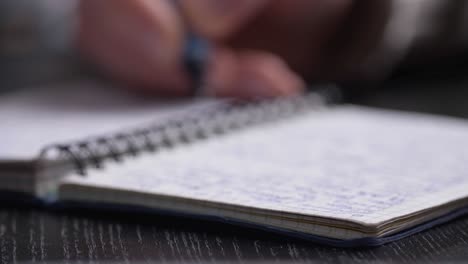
[183,32,211,96]
[174,1,211,96]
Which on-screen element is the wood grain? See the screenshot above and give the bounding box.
[0,208,467,263]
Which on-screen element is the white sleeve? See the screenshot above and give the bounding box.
[356,0,468,79]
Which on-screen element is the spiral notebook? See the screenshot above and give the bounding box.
[2,80,468,247]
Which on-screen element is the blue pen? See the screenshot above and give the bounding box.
[183,32,211,96]
[173,0,211,96]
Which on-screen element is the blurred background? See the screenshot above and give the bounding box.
[1,0,468,117]
[0,0,82,91]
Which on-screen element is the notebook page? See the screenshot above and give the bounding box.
[61,105,468,226]
[0,80,227,160]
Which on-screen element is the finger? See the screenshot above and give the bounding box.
[78,0,191,95]
[179,0,269,40]
[204,48,305,99]
[79,17,190,96]
[227,0,354,80]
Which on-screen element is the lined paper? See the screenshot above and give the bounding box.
[62,106,468,227]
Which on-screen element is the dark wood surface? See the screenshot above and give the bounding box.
[2,74,468,263]
[1,207,468,263]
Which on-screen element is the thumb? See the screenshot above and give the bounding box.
[179,0,268,40]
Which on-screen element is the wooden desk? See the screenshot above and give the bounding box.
[1,208,468,263]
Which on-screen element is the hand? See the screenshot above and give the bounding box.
[78,0,390,99]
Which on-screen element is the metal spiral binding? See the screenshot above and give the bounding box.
[39,88,337,176]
